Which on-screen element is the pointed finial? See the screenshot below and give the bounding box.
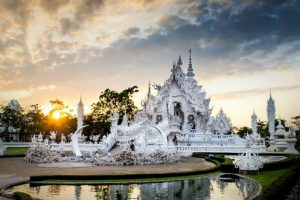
[187,49,195,77]
[147,81,151,98]
[177,55,182,66]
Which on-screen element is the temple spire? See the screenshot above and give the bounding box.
[186,49,195,77]
[147,81,151,98]
[267,90,276,139]
[77,96,84,136]
[177,55,182,66]
[251,110,257,134]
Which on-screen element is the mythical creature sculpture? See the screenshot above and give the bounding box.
[49,131,56,141]
[61,134,66,143]
[71,125,89,157]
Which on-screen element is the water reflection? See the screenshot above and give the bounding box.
[6,176,258,200]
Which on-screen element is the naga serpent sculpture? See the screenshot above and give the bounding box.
[71,125,89,157]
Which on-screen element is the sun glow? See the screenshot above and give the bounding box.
[52,111,61,119]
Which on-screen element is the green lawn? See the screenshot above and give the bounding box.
[4,147,28,155]
[247,168,290,192]
[278,147,287,152]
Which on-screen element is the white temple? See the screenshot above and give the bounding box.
[25,50,298,166]
[99,50,262,155]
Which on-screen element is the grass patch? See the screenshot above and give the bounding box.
[5,147,28,155]
[44,171,221,184]
[278,147,287,152]
[247,168,290,192]
[13,191,32,200]
[248,160,300,200]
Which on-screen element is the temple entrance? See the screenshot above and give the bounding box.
[174,102,184,130]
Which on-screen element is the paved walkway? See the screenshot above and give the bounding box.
[0,157,214,190]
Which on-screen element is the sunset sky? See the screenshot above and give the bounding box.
[1,0,300,127]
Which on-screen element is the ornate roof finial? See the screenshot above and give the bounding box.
[177,55,182,66]
[187,49,195,77]
[147,81,151,98]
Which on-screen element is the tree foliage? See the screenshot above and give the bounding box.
[235,126,252,137]
[45,99,76,138]
[257,120,268,138]
[23,104,46,138]
[87,86,139,136]
[291,116,300,131]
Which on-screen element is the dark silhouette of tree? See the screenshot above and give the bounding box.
[23,104,46,141]
[257,120,268,138]
[87,86,139,137]
[291,116,300,150]
[291,116,300,132]
[0,100,25,141]
[235,126,252,137]
[45,99,77,140]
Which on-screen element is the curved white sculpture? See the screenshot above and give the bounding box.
[71,125,89,157]
[233,146,264,172]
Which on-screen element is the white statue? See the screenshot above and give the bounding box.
[44,138,49,147]
[49,131,56,142]
[31,134,37,143]
[61,134,66,143]
[71,125,89,157]
[233,146,264,172]
[37,133,43,144]
[121,113,128,127]
[92,134,100,143]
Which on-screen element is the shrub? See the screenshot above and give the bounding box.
[13,192,32,200]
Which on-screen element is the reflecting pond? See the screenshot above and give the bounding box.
[6,175,259,200]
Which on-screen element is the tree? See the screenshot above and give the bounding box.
[291,116,300,131]
[257,120,268,138]
[23,104,46,140]
[88,86,139,136]
[45,99,77,139]
[0,100,25,141]
[291,116,300,150]
[235,126,252,137]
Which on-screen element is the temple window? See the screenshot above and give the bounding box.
[188,115,196,130]
[155,115,162,124]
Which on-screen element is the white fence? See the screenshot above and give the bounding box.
[175,145,266,156]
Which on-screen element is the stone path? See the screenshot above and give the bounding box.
[0,157,215,190]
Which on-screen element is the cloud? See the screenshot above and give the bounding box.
[38,0,70,13]
[0,0,299,111]
[0,90,32,102]
[37,84,56,91]
[124,27,140,37]
[211,84,300,101]
[157,15,188,30]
